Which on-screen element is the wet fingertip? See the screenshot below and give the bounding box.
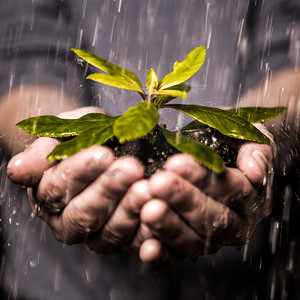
[148,171,176,198]
[140,200,168,229]
[164,154,210,186]
[88,146,115,172]
[139,239,162,263]
[126,180,151,214]
[164,153,194,174]
[237,149,268,185]
[117,156,145,178]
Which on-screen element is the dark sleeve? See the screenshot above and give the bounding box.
[0,0,92,104]
[241,0,300,90]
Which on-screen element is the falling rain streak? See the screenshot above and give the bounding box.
[0,0,299,299]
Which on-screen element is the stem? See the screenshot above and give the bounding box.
[138,92,147,100]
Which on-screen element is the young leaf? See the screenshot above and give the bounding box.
[16,113,118,137]
[162,129,224,174]
[228,107,287,123]
[87,74,144,93]
[146,68,158,94]
[113,101,159,143]
[72,48,144,94]
[153,89,187,100]
[165,104,269,143]
[154,84,191,106]
[158,47,206,90]
[47,124,115,161]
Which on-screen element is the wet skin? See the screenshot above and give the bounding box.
[7,107,274,268]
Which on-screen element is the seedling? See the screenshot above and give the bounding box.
[17,47,286,174]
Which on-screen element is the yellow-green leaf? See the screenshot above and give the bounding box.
[16,113,118,137]
[162,129,224,174]
[228,106,287,123]
[113,101,159,143]
[153,89,187,100]
[72,48,144,94]
[154,83,191,106]
[47,124,115,161]
[158,47,206,90]
[87,74,143,92]
[146,68,158,94]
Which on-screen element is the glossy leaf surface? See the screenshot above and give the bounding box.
[87,74,143,92]
[158,47,206,90]
[113,101,159,143]
[229,106,286,123]
[154,84,191,106]
[146,68,158,94]
[16,113,118,137]
[162,129,224,174]
[179,120,210,133]
[153,89,187,100]
[47,124,115,161]
[72,48,144,94]
[165,104,269,143]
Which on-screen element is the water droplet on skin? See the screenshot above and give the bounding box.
[14,159,22,167]
[248,161,254,168]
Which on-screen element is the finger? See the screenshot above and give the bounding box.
[148,172,248,245]
[237,142,273,185]
[7,137,59,186]
[140,199,223,256]
[164,154,256,210]
[164,153,211,187]
[36,145,114,211]
[139,239,182,268]
[127,223,155,254]
[85,179,152,254]
[29,156,144,245]
[6,106,106,186]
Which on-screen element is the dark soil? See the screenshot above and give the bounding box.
[105,126,238,178]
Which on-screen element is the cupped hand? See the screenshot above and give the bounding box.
[6,107,152,254]
[139,125,275,267]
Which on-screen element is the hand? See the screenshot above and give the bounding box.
[138,125,274,267]
[6,107,152,254]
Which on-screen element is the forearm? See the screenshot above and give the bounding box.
[240,68,300,170]
[0,85,79,155]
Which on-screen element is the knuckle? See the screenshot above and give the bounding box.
[68,207,102,235]
[205,206,231,238]
[101,227,127,245]
[38,168,66,208]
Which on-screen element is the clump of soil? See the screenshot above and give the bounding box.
[105,126,238,178]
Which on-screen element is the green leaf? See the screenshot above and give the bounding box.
[162,129,224,174]
[72,48,144,94]
[158,47,206,90]
[165,104,269,143]
[16,113,119,137]
[87,74,143,93]
[153,89,187,100]
[228,106,287,123]
[113,101,159,143]
[146,68,158,94]
[47,124,115,161]
[154,84,191,106]
[179,120,210,133]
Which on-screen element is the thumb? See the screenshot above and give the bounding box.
[236,125,275,185]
